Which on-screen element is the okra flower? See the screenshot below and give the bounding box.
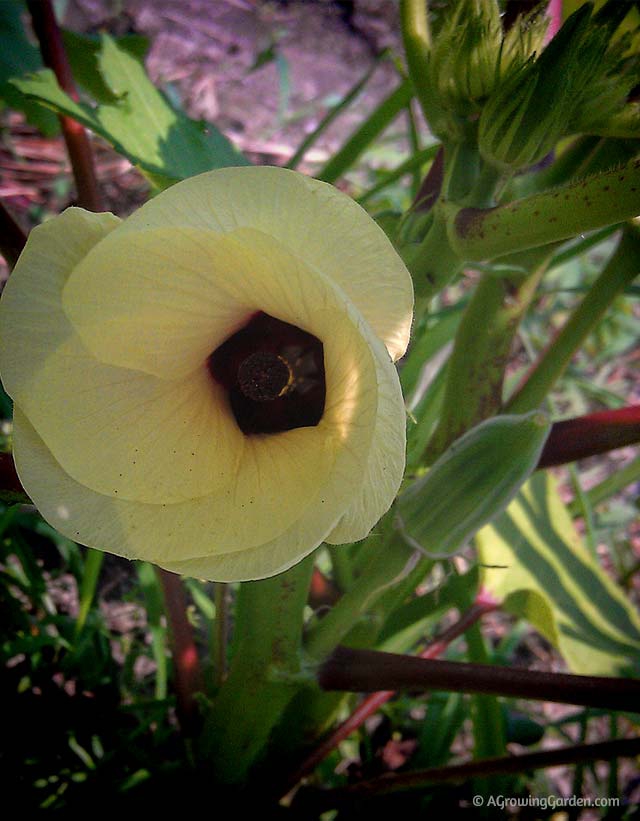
[0,167,413,581]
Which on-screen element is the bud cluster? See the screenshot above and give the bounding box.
[418,1,640,171]
[421,0,547,140]
[478,1,640,171]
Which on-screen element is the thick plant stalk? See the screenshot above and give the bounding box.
[447,162,640,262]
[27,0,102,211]
[318,646,640,712]
[197,556,314,784]
[506,223,640,413]
[425,258,549,460]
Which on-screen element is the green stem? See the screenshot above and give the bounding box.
[425,255,549,460]
[315,80,412,184]
[441,140,483,204]
[465,621,506,765]
[402,143,500,303]
[137,563,168,701]
[329,545,354,592]
[399,0,432,128]
[197,555,314,784]
[304,522,416,661]
[447,161,640,261]
[505,223,640,413]
[406,101,422,197]
[402,212,463,300]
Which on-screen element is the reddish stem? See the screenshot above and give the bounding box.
[296,736,640,811]
[282,594,498,794]
[309,567,341,609]
[319,647,640,712]
[0,202,28,270]
[0,452,30,503]
[412,145,444,213]
[157,569,204,733]
[537,405,640,468]
[27,0,102,212]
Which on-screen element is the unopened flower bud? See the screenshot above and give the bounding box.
[479,2,620,171]
[421,0,547,139]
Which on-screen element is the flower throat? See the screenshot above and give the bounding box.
[208,312,326,435]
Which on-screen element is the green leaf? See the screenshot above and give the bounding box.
[477,471,640,675]
[412,692,467,769]
[74,547,104,639]
[12,34,249,185]
[137,562,168,700]
[398,412,551,557]
[0,0,58,135]
[62,28,150,104]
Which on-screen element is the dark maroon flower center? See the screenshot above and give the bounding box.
[208,312,326,435]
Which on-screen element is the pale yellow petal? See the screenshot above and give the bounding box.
[113,166,414,361]
[325,337,407,545]
[62,226,249,380]
[12,408,333,562]
[0,207,120,402]
[0,213,242,505]
[62,225,393,383]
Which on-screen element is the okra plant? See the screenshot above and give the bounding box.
[0,0,639,813]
